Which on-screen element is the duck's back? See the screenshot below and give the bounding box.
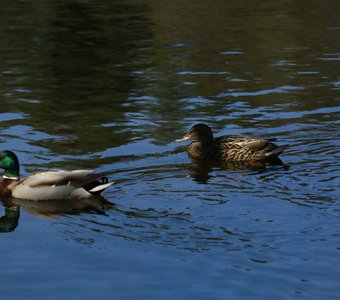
[214,135,283,161]
[11,170,95,200]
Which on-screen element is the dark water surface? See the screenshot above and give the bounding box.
[0,1,339,299]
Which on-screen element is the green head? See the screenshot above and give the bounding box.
[0,150,20,179]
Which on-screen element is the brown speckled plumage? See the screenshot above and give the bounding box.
[177,124,285,162]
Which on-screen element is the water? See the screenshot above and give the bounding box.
[0,1,339,299]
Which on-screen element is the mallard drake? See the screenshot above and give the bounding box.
[0,150,114,201]
[176,123,285,161]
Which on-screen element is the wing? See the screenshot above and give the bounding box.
[233,139,274,151]
[11,170,113,200]
[216,136,275,151]
[20,170,95,188]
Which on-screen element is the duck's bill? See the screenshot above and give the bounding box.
[175,136,190,142]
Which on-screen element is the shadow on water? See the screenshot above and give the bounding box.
[188,157,289,184]
[0,196,116,233]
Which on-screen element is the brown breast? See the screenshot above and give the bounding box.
[0,178,19,196]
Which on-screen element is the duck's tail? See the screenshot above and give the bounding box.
[264,145,288,160]
[83,177,114,195]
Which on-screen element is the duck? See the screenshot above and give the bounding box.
[176,123,285,161]
[0,150,114,201]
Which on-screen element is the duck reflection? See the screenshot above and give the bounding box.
[0,200,19,233]
[0,196,115,232]
[188,157,287,184]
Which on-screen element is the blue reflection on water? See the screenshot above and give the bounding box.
[0,1,339,299]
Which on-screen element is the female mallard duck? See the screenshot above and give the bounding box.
[0,150,114,201]
[176,123,285,161]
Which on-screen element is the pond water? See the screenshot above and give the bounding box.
[0,1,339,299]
